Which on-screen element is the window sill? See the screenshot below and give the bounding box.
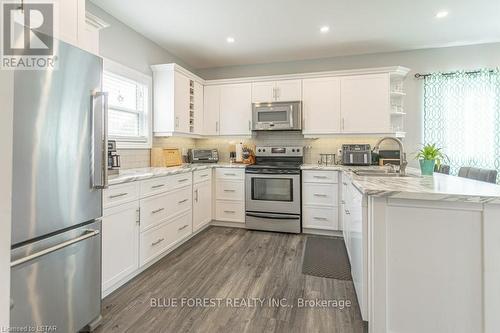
[113,139,152,150]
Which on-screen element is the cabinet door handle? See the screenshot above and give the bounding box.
[343,182,348,186]
[313,175,328,179]
[200,174,208,178]
[178,199,188,204]
[341,200,346,204]
[151,238,165,246]
[276,87,280,100]
[195,189,199,202]
[224,210,236,214]
[345,210,351,215]
[313,217,328,221]
[152,208,165,214]
[341,117,345,131]
[178,178,189,183]
[151,184,165,189]
[216,121,219,133]
[224,189,235,192]
[175,117,179,129]
[248,120,251,131]
[224,173,236,176]
[136,209,140,225]
[109,192,128,199]
[178,224,189,231]
[313,193,327,197]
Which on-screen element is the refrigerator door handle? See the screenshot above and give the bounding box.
[11,229,100,268]
[91,91,109,189]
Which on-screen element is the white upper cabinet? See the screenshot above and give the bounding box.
[151,64,204,137]
[251,80,302,103]
[203,85,220,135]
[219,83,252,136]
[340,74,390,133]
[275,80,302,101]
[174,72,191,133]
[251,82,275,103]
[302,77,341,135]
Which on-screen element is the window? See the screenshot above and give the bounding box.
[423,69,500,180]
[103,59,152,148]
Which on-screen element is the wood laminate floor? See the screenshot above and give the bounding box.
[96,227,366,333]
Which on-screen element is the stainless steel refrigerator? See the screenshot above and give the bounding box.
[10,38,108,332]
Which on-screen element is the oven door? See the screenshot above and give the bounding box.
[245,172,300,214]
[253,104,294,130]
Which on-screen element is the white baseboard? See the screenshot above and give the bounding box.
[210,220,247,229]
[302,228,343,237]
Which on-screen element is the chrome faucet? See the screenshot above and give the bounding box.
[372,137,408,176]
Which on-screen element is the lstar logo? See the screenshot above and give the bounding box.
[1,2,57,69]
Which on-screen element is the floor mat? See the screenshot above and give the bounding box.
[302,236,352,280]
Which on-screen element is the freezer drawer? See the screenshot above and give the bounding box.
[10,220,102,333]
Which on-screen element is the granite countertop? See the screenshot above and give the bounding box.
[301,164,500,203]
[108,163,246,186]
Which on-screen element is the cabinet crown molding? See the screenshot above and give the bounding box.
[151,63,410,86]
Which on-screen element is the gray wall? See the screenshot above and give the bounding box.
[198,43,500,158]
[86,1,194,75]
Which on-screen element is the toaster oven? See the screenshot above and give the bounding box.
[187,149,219,163]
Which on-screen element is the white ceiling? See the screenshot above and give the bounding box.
[91,0,500,69]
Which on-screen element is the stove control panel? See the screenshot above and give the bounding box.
[255,146,303,157]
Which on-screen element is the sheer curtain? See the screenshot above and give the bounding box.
[423,69,500,179]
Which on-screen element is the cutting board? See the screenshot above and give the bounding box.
[151,148,182,167]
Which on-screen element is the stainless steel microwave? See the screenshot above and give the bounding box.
[252,101,302,131]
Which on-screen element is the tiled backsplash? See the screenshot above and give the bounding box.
[197,132,399,164]
[119,133,400,169]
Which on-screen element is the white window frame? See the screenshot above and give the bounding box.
[103,58,153,149]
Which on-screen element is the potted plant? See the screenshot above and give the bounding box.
[415,144,447,175]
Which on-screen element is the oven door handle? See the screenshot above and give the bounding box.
[246,212,300,220]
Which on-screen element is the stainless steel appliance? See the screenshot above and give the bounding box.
[245,146,303,233]
[11,38,106,332]
[252,101,302,131]
[108,140,121,175]
[341,144,372,166]
[187,148,219,163]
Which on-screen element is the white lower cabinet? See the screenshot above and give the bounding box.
[102,201,140,296]
[140,210,192,266]
[215,168,245,223]
[302,170,339,231]
[193,170,213,231]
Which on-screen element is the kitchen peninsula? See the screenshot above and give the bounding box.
[302,165,500,333]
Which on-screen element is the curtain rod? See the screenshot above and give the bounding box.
[414,69,495,79]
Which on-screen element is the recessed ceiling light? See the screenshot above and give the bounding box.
[226,37,235,43]
[435,11,449,18]
[320,26,330,33]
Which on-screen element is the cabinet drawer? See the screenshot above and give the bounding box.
[140,177,169,198]
[194,169,212,184]
[166,186,192,217]
[303,183,338,206]
[103,182,139,208]
[140,192,170,231]
[140,220,171,266]
[215,168,245,181]
[166,211,192,247]
[216,180,245,201]
[215,200,245,223]
[303,171,338,184]
[303,206,339,230]
[169,172,193,190]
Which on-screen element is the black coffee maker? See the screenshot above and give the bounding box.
[108,140,120,175]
